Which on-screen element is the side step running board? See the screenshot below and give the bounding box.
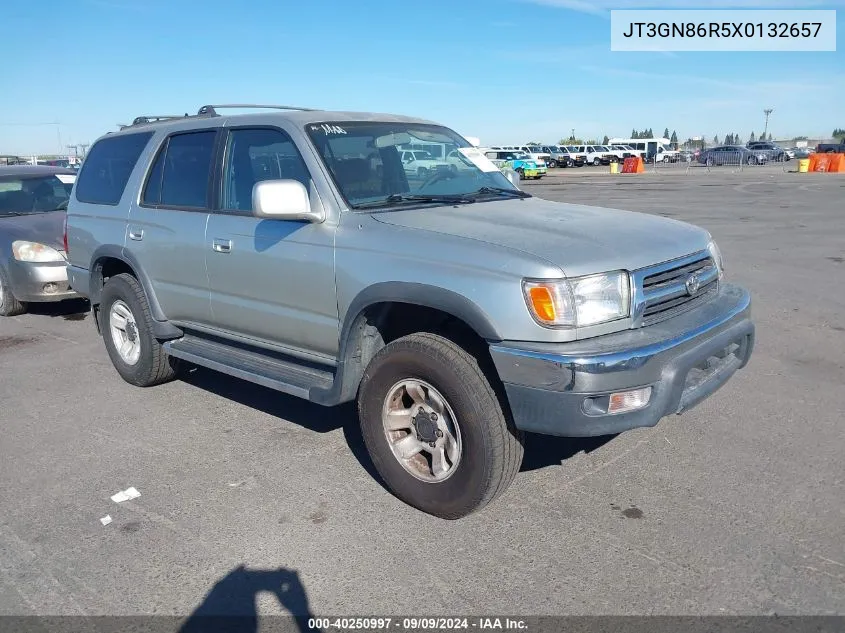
[164,334,335,400]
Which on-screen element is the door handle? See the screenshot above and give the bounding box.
[128,228,144,241]
[212,238,232,253]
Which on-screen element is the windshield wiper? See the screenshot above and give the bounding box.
[354,193,475,210]
[458,187,532,201]
[352,187,529,210]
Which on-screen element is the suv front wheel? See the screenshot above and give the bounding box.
[100,273,180,387]
[358,333,524,519]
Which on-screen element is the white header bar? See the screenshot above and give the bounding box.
[610,9,837,52]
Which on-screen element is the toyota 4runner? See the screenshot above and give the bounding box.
[65,104,755,519]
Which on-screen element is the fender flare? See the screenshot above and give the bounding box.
[318,282,502,405]
[88,245,182,339]
[340,282,502,345]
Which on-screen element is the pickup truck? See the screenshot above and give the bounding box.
[65,104,755,519]
[649,146,681,163]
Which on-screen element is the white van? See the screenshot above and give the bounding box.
[608,138,680,163]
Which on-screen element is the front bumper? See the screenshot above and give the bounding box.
[6,259,80,303]
[490,284,754,437]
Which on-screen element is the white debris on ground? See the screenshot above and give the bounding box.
[110,487,141,503]
[100,515,113,526]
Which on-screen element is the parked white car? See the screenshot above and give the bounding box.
[400,150,451,178]
[608,144,646,160]
[652,146,681,163]
[570,145,614,166]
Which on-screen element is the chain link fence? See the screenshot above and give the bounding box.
[643,147,795,173]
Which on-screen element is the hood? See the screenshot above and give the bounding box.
[372,197,710,278]
[0,211,66,252]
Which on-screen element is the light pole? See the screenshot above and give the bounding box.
[763,108,773,140]
[571,128,575,142]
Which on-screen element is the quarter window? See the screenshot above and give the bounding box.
[76,132,152,205]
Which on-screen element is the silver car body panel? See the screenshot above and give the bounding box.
[66,109,752,424]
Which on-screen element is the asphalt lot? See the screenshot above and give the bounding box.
[1,167,843,618]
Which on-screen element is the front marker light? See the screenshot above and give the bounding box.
[707,239,725,279]
[12,241,64,263]
[524,281,576,327]
[523,271,631,328]
[608,387,652,414]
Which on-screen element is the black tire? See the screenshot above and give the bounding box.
[547,159,557,168]
[747,155,758,165]
[515,167,524,178]
[100,273,180,387]
[592,157,601,166]
[358,333,524,519]
[0,267,27,317]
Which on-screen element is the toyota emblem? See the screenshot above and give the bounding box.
[685,272,701,296]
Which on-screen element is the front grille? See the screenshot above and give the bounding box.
[634,251,718,327]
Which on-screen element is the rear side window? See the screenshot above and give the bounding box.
[142,131,216,209]
[75,132,153,205]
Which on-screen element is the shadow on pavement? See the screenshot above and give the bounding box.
[182,368,383,484]
[183,367,615,482]
[520,433,617,472]
[179,565,321,633]
[24,298,89,320]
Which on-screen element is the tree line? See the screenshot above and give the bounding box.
[629,128,679,143]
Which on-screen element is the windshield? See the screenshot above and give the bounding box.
[0,173,74,216]
[306,122,522,210]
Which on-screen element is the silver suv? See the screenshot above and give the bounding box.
[65,104,755,519]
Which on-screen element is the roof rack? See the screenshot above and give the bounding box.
[120,104,318,131]
[119,114,194,130]
[197,104,317,116]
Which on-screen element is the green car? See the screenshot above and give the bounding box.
[484,150,546,179]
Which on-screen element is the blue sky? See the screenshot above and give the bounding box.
[2,0,843,154]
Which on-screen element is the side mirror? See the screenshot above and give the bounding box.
[252,180,325,223]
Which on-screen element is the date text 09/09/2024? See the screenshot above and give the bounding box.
[622,22,823,39]
[307,617,528,631]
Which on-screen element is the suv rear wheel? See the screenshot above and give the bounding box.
[100,273,180,387]
[358,333,524,519]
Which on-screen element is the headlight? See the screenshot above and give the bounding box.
[12,241,64,262]
[707,240,725,279]
[523,271,631,328]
